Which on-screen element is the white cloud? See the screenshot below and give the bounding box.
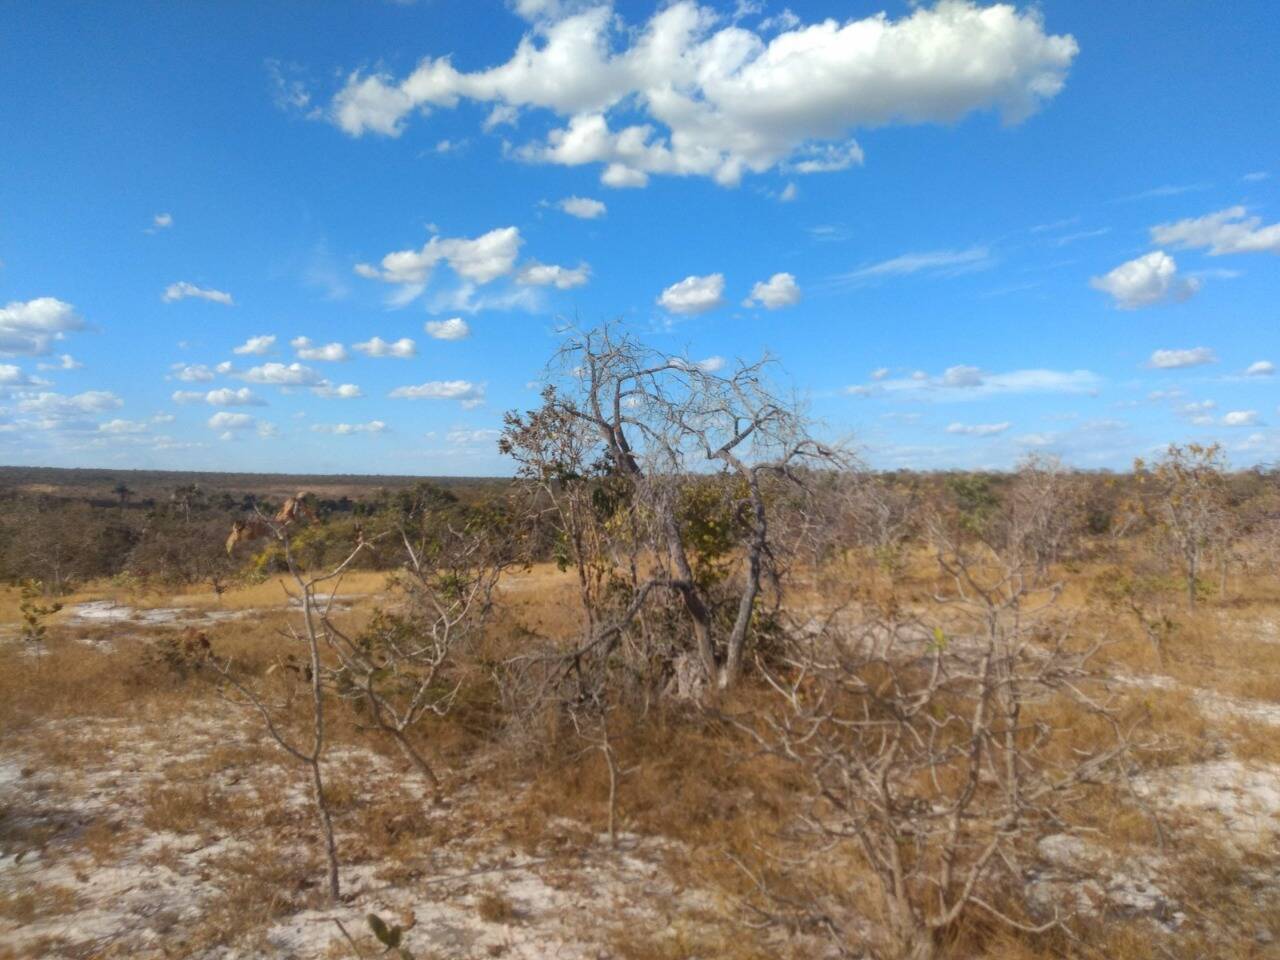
[1147,347,1218,369]
[835,247,991,283]
[353,336,417,358]
[390,379,485,408]
[330,2,1077,188]
[312,420,387,435]
[425,318,470,340]
[658,273,725,315]
[205,387,264,406]
[516,261,590,289]
[446,428,501,446]
[98,419,149,435]
[355,226,522,286]
[559,196,606,219]
[778,181,798,202]
[170,363,216,382]
[427,282,545,315]
[208,412,254,431]
[312,383,364,399]
[17,390,122,417]
[743,272,800,309]
[162,281,234,306]
[1243,171,1269,182]
[940,365,984,388]
[215,361,234,374]
[1223,410,1260,427]
[0,364,40,387]
[239,362,324,386]
[870,367,890,381]
[848,367,1099,401]
[36,353,83,371]
[946,421,1011,436]
[152,213,173,230]
[1245,360,1275,377]
[1151,206,1280,256]
[694,355,725,373]
[233,334,277,356]
[291,336,348,361]
[1090,251,1199,309]
[171,391,204,404]
[0,297,86,356]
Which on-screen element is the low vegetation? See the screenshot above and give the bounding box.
[2,328,1278,959]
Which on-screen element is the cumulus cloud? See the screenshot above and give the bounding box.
[329,1,1077,187]
[694,355,725,373]
[291,336,348,361]
[311,420,387,435]
[1147,347,1218,369]
[946,421,1011,436]
[205,387,264,406]
[17,390,122,417]
[390,379,485,408]
[743,272,800,309]
[1090,251,1199,309]
[312,383,364,399]
[36,353,82,371]
[239,362,324,385]
[658,273,725,314]
[353,336,417,358]
[1245,360,1274,377]
[98,419,149,435]
[1223,410,1260,427]
[162,281,234,305]
[0,364,41,387]
[425,318,470,340]
[207,412,255,432]
[559,196,606,218]
[1151,206,1280,256]
[233,335,276,356]
[170,363,216,383]
[355,226,522,286]
[0,297,86,356]
[516,261,590,289]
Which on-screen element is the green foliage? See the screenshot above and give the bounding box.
[945,473,1000,536]
[18,579,61,645]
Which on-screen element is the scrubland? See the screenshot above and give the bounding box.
[2,333,1279,959]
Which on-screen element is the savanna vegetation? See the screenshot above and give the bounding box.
[2,327,1279,959]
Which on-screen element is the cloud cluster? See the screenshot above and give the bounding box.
[657,273,725,314]
[848,366,1100,401]
[1147,347,1217,369]
[425,318,470,340]
[312,420,387,435]
[329,1,1078,187]
[1090,251,1198,309]
[0,298,86,356]
[162,281,234,305]
[354,336,416,358]
[1151,206,1280,256]
[743,272,800,309]
[389,379,485,408]
[291,336,348,361]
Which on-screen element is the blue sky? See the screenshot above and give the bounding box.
[1,0,1277,475]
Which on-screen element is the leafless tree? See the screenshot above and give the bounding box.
[740,466,1129,960]
[501,324,845,694]
[324,504,520,801]
[216,496,370,902]
[1136,443,1228,610]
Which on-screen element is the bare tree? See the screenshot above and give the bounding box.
[1136,443,1228,610]
[741,465,1128,960]
[501,324,843,693]
[324,501,520,801]
[216,496,369,902]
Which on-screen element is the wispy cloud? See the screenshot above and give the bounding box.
[830,247,992,285]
